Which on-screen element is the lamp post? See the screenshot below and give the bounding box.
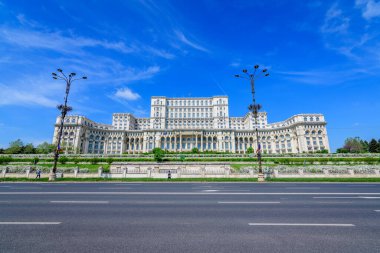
[49,69,87,181]
[235,65,269,181]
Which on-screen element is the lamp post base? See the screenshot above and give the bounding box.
[48,172,56,181]
[257,173,265,182]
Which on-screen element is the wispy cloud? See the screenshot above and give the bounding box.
[0,27,134,55]
[318,2,380,73]
[276,68,369,85]
[321,3,350,34]
[356,0,380,19]
[174,30,209,52]
[0,82,58,107]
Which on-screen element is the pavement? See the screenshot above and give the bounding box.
[0,182,380,253]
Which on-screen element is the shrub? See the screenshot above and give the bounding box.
[106,157,114,164]
[0,156,13,164]
[32,157,39,165]
[90,157,100,165]
[58,156,69,164]
[152,148,164,162]
[191,147,199,154]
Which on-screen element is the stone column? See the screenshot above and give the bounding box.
[74,167,79,178]
[224,166,230,178]
[180,133,182,152]
[123,167,127,178]
[201,166,206,178]
[2,167,7,178]
[174,135,177,152]
[200,134,203,152]
[26,167,31,178]
[98,166,103,177]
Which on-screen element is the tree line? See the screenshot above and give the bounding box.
[0,139,55,154]
[337,137,380,153]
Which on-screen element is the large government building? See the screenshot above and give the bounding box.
[53,96,330,154]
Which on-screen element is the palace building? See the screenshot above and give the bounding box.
[53,96,330,154]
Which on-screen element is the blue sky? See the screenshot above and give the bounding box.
[0,0,380,151]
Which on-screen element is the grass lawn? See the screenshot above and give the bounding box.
[0,177,258,182]
[266,177,380,182]
[37,163,110,172]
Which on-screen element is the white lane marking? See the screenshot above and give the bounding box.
[0,222,61,225]
[38,184,67,186]
[99,187,131,190]
[374,210,380,212]
[218,201,280,204]
[0,201,10,203]
[0,186,11,187]
[313,197,362,199]
[9,187,42,189]
[248,223,355,227]
[115,184,141,186]
[314,197,380,199]
[1,192,380,195]
[286,187,320,189]
[349,185,377,187]
[317,202,353,204]
[202,190,219,192]
[50,201,109,204]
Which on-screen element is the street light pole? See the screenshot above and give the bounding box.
[235,65,269,181]
[49,69,87,181]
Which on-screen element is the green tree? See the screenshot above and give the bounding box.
[91,157,100,164]
[4,139,24,154]
[23,143,36,154]
[106,157,114,164]
[36,142,55,154]
[342,137,365,153]
[246,147,254,154]
[58,156,69,164]
[32,157,40,165]
[0,148,4,154]
[360,140,369,152]
[368,139,378,153]
[191,147,199,154]
[152,148,164,162]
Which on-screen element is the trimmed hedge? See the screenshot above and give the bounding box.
[1,156,380,164]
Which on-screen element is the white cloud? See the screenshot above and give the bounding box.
[276,68,369,85]
[0,27,134,55]
[356,0,380,19]
[321,4,350,34]
[174,30,209,52]
[0,83,58,107]
[114,87,141,101]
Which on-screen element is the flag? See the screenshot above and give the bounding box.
[256,143,261,154]
[257,143,262,159]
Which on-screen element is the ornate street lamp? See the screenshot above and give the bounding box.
[50,69,87,181]
[235,65,269,181]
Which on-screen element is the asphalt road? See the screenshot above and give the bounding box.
[0,182,379,253]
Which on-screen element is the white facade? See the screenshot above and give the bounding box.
[53,96,330,154]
